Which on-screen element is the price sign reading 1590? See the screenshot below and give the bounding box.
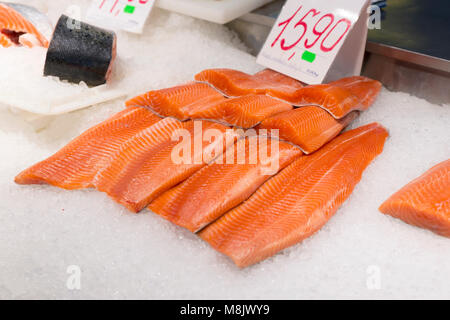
[257,0,368,84]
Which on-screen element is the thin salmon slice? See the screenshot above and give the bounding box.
[379,159,450,237]
[187,94,293,128]
[95,121,238,213]
[125,82,225,120]
[285,76,382,119]
[258,106,359,154]
[194,68,304,99]
[15,107,161,189]
[199,122,388,268]
[150,136,302,232]
[0,3,49,47]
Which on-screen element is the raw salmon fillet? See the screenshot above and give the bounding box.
[379,159,450,237]
[187,94,293,128]
[285,76,382,119]
[199,123,388,268]
[15,107,161,189]
[0,3,48,47]
[125,82,225,120]
[258,106,359,154]
[150,136,302,232]
[194,68,304,99]
[95,121,238,213]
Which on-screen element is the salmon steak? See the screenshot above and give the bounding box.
[258,106,359,154]
[194,68,304,100]
[125,82,225,120]
[187,94,292,128]
[94,120,238,213]
[379,159,450,237]
[15,107,162,189]
[0,3,50,48]
[150,136,302,232]
[285,76,382,119]
[199,123,388,268]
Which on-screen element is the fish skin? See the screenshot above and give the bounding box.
[282,76,382,119]
[199,122,388,268]
[0,3,49,47]
[15,107,161,189]
[125,82,225,120]
[44,15,116,87]
[95,121,237,213]
[379,159,450,238]
[258,106,359,154]
[187,94,293,129]
[194,68,304,99]
[150,136,303,232]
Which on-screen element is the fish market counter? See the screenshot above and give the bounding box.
[0,0,449,300]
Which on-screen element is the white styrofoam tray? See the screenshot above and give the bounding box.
[155,0,274,24]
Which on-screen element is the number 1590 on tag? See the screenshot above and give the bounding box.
[257,0,367,84]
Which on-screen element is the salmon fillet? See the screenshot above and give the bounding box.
[150,136,302,232]
[187,94,293,128]
[379,159,450,237]
[194,68,304,99]
[15,107,161,189]
[285,76,382,119]
[258,106,359,154]
[199,122,388,268]
[195,68,380,119]
[126,83,292,129]
[95,121,238,213]
[0,3,48,47]
[125,82,225,120]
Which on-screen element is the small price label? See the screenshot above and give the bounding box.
[257,0,369,84]
[87,0,154,34]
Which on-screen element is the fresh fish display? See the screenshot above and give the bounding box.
[200,123,388,268]
[15,69,390,268]
[0,2,51,47]
[258,106,359,154]
[195,68,305,100]
[150,136,302,232]
[44,15,116,87]
[379,159,450,237]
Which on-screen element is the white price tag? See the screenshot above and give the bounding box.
[87,0,155,34]
[257,0,370,84]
